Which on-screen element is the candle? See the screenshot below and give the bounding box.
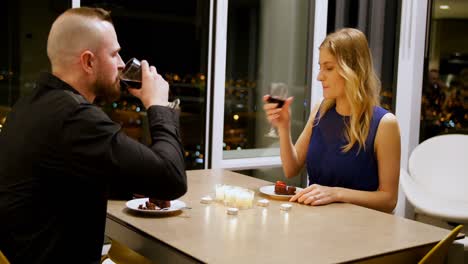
[280,203,292,211]
[214,184,254,209]
[215,184,225,201]
[224,187,237,206]
[257,199,269,207]
[200,196,213,204]
[227,207,239,215]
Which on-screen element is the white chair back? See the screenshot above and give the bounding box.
[408,134,468,202]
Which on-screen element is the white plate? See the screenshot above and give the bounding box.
[259,185,302,199]
[126,198,186,214]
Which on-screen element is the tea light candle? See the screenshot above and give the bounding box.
[227,207,239,215]
[257,199,269,207]
[214,184,254,209]
[215,184,225,201]
[280,203,292,211]
[224,187,237,206]
[200,196,213,204]
[236,190,249,208]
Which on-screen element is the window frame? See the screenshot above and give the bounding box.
[394,0,429,217]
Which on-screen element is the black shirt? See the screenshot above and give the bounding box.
[0,73,187,263]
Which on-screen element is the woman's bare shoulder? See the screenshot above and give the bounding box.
[375,112,400,145]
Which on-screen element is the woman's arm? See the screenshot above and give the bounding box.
[264,95,321,178]
[278,102,321,178]
[290,113,401,213]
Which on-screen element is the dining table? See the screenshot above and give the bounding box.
[106,169,462,263]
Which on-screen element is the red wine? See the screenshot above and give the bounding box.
[267,96,285,108]
[121,79,141,89]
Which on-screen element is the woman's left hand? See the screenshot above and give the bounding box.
[290,184,341,206]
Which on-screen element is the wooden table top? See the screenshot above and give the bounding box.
[107,169,453,263]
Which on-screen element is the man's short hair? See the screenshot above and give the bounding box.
[47,7,114,69]
[64,7,113,23]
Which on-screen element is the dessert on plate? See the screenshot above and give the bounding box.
[136,197,171,210]
[274,181,296,195]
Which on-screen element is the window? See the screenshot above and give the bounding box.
[81,0,211,169]
[0,0,70,132]
[205,0,313,186]
[224,0,310,154]
[212,0,311,175]
[327,0,401,112]
[420,0,468,142]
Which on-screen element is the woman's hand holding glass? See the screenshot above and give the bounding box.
[289,184,341,206]
[264,83,289,137]
[263,95,294,135]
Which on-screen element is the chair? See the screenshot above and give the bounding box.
[419,225,464,264]
[101,240,154,264]
[401,134,468,224]
[401,134,468,261]
[0,250,10,264]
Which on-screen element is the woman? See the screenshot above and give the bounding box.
[264,28,400,213]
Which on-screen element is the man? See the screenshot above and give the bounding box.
[0,7,187,264]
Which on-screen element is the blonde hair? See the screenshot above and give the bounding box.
[319,28,381,152]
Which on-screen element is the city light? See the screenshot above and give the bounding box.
[439,5,450,9]
[233,114,239,121]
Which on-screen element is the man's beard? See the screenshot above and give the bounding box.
[93,75,121,103]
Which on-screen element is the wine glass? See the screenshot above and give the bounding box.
[120,58,180,109]
[120,58,142,89]
[265,82,288,138]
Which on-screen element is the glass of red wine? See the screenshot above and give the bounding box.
[120,58,180,109]
[265,82,288,138]
[120,58,143,89]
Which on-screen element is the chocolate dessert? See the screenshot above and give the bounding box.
[274,181,297,195]
[149,198,171,209]
[136,197,171,210]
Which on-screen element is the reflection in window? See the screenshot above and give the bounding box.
[420,0,468,142]
[223,0,310,159]
[81,0,210,169]
[327,0,401,112]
